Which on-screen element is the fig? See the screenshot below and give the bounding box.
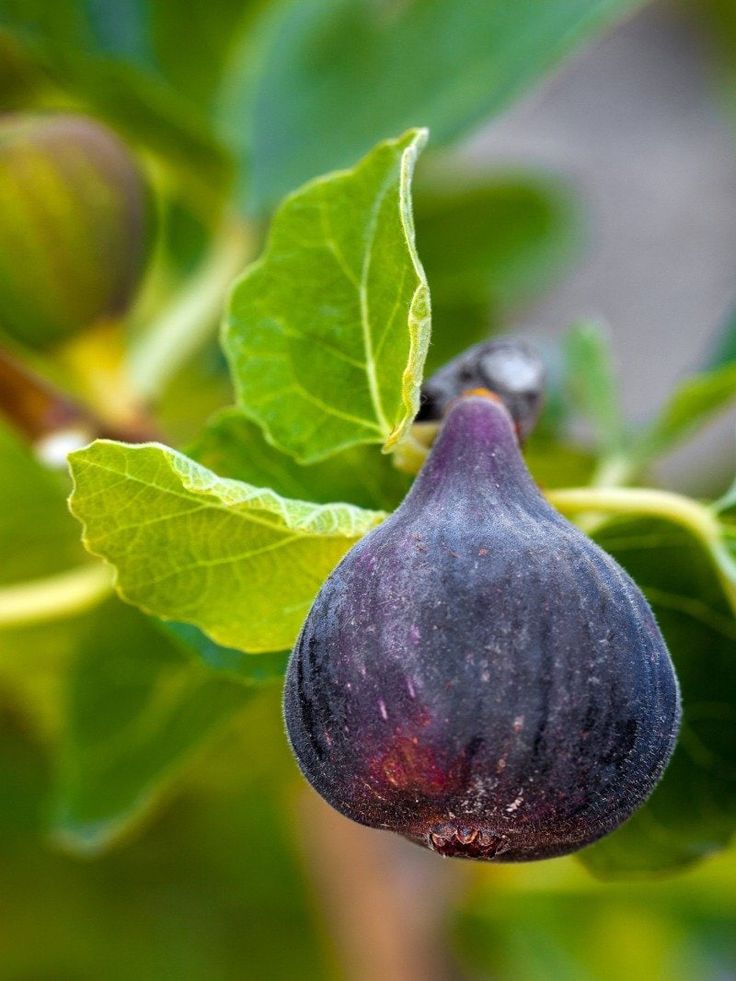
[0,113,153,348]
[418,339,545,440]
[284,393,680,861]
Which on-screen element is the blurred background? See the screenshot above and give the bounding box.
[1,0,736,978]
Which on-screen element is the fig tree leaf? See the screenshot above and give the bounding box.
[634,361,736,464]
[580,517,736,875]
[0,419,87,585]
[415,172,578,371]
[227,0,644,211]
[189,408,410,511]
[68,439,386,652]
[223,129,431,464]
[51,599,272,854]
[703,300,736,369]
[162,621,289,684]
[564,321,625,454]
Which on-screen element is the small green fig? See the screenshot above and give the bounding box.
[284,393,680,861]
[0,113,153,348]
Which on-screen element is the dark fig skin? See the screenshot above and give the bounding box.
[284,394,681,861]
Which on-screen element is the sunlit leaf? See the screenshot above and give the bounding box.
[223,129,430,463]
[68,439,385,651]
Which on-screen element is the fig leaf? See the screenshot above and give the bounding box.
[231,0,645,211]
[67,439,385,652]
[223,129,431,464]
[51,601,284,855]
[189,408,410,512]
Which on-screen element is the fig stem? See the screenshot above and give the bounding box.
[0,563,113,628]
[591,452,638,489]
[128,217,252,401]
[547,487,721,544]
[548,486,736,614]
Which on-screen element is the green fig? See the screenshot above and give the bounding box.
[0,113,153,348]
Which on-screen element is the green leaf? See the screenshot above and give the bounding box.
[68,439,385,651]
[162,621,289,684]
[523,440,597,490]
[223,129,431,463]
[415,172,578,371]
[189,408,410,511]
[2,687,331,979]
[0,420,87,585]
[564,321,624,454]
[636,361,736,463]
[703,302,736,369]
[52,599,268,854]
[580,517,736,875]
[0,0,261,201]
[453,859,736,980]
[227,0,644,211]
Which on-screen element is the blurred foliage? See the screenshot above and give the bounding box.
[582,519,736,874]
[0,113,153,348]
[453,854,736,980]
[0,0,735,978]
[0,419,85,583]
[416,171,579,371]
[229,0,643,211]
[0,690,334,980]
[52,601,284,854]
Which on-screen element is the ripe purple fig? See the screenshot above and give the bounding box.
[284,393,680,861]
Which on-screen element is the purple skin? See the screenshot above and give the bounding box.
[284,395,681,861]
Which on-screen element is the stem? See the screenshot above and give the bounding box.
[591,452,638,489]
[547,486,722,544]
[0,564,113,629]
[549,486,736,615]
[129,219,252,401]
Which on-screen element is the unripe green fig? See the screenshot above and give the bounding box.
[284,394,680,861]
[0,113,153,348]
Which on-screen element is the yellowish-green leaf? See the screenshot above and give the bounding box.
[68,440,385,652]
[52,601,259,855]
[564,320,625,454]
[223,129,431,463]
[636,361,736,463]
